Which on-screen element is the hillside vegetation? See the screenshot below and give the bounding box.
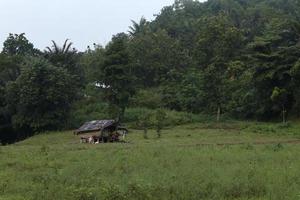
[1,1,300,140]
[2,0,300,199]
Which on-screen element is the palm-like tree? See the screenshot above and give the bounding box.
[128,17,149,37]
[46,39,75,54]
[45,39,84,88]
[44,39,78,73]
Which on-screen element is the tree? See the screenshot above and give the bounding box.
[45,40,77,70]
[80,44,105,84]
[0,54,23,143]
[0,54,22,86]
[45,39,85,90]
[271,87,289,123]
[2,33,39,56]
[249,18,300,118]
[200,64,230,122]
[195,13,243,67]
[0,33,38,85]
[161,69,203,113]
[6,58,77,132]
[137,110,151,139]
[128,17,149,37]
[0,85,13,144]
[225,61,256,119]
[195,14,243,121]
[155,109,167,138]
[290,60,300,116]
[100,33,136,120]
[129,29,193,87]
[130,88,163,109]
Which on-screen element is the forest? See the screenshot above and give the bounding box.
[1,0,300,144]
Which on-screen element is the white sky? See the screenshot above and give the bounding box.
[0,0,203,51]
[0,0,180,51]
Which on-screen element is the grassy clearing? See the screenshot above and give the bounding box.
[1,121,300,200]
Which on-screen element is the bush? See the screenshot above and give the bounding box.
[67,98,110,129]
[130,88,163,109]
[68,98,214,130]
[124,107,209,128]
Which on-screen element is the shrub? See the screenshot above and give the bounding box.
[67,98,110,129]
[124,107,207,128]
[129,88,163,109]
[68,99,213,129]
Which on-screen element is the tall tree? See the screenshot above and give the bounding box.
[249,18,300,118]
[290,60,300,116]
[271,87,289,123]
[80,44,105,84]
[130,29,193,87]
[45,39,85,92]
[195,13,243,121]
[0,54,22,86]
[6,58,77,132]
[100,33,136,120]
[2,33,39,56]
[45,39,78,72]
[128,17,149,37]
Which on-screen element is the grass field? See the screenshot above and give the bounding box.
[1,121,300,200]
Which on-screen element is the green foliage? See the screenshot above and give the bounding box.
[249,17,300,119]
[129,29,193,87]
[0,54,23,86]
[271,87,289,123]
[271,87,288,106]
[154,109,167,138]
[44,39,85,90]
[124,107,207,128]
[128,17,149,37]
[2,33,39,56]
[67,99,110,129]
[6,57,77,131]
[80,44,105,84]
[195,13,244,66]
[130,88,163,109]
[0,34,40,143]
[3,1,300,198]
[137,109,152,139]
[199,64,229,120]
[100,33,136,120]
[162,69,203,113]
[3,0,300,142]
[290,59,300,116]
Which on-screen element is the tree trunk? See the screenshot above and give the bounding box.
[143,128,148,139]
[217,106,221,122]
[295,102,299,117]
[157,129,161,138]
[119,107,126,122]
[282,105,287,124]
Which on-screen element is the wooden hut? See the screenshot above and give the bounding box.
[74,120,128,143]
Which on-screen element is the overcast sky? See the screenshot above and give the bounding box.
[0,0,183,51]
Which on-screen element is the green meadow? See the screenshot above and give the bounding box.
[1,121,300,200]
